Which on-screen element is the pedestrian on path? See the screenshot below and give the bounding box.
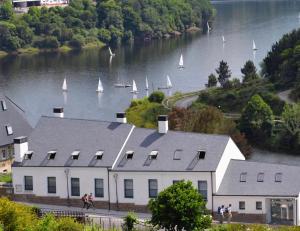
[88,193,95,209]
[81,194,89,209]
[227,204,232,223]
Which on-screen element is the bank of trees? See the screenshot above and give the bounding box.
[0,0,214,52]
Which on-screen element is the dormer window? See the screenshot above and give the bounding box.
[1,100,7,111]
[5,125,13,135]
[197,150,206,159]
[275,173,282,182]
[24,151,33,160]
[126,151,134,159]
[48,151,56,160]
[71,150,80,160]
[240,172,247,182]
[149,151,158,160]
[257,173,264,182]
[95,150,104,160]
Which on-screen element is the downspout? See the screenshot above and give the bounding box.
[64,168,70,207]
[114,173,119,210]
[107,168,111,211]
[296,198,298,226]
[210,171,214,216]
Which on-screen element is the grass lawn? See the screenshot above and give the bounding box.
[0,173,12,183]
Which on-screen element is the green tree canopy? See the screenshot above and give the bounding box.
[281,103,300,136]
[0,0,13,21]
[216,60,231,88]
[148,91,165,103]
[148,181,211,231]
[206,73,217,88]
[241,60,259,83]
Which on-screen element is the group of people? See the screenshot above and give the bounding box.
[217,204,232,224]
[81,193,95,210]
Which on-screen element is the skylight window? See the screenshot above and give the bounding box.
[5,125,13,135]
[149,151,158,159]
[257,173,264,182]
[71,150,80,160]
[126,151,134,159]
[173,149,182,160]
[275,173,282,182]
[24,151,33,160]
[48,151,56,160]
[1,100,7,111]
[95,150,104,160]
[240,172,247,182]
[197,150,206,159]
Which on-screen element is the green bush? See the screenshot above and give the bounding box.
[68,34,85,49]
[57,217,84,231]
[33,36,60,49]
[148,91,165,103]
[123,212,138,231]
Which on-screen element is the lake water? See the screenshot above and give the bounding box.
[0,0,299,126]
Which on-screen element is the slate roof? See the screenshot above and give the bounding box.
[18,116,133,167]
[217,160,300,197]
[113,127,230,172]
[0,94,32,147]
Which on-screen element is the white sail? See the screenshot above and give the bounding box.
[207,22,211,31]
[96,78,103,92]
[62,78,67,91]
[252,40,257,50]
[131,80,138,93]
[179,54,184,68]
[108,47,115,56]
[166,75,172,89]
[145,76,149,90]
[222,35,226,43]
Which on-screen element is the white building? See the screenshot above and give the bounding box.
[12,111,300,225]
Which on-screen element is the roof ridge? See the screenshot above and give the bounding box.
[40,115,128,124]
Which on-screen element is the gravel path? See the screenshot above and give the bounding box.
[174,95,199,108]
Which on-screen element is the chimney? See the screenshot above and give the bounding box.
[53,107,64,118]
[116,112,127,123]
[14,136,28,162]
[158,115,168,134]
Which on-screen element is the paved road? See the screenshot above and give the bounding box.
[174,95,199,108]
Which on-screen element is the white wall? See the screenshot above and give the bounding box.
[215,138,245,192]
[109,171,213,210]
[12,167,109,201]
[214,196,267,214]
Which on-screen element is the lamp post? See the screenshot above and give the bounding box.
[64,168,70,207]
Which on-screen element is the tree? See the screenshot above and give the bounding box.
[241,60,259,83]
[240,94,274,141]
[281,103,300,136]
[148,181,211,231]
[0,0,13,20]
[216,60,231,88]
[206,74,217,88]
[148,91,165,103]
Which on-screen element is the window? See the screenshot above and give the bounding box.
[95,179,104,197]
[240,172,247,182]
[5,125,13,135]
[148,179,158,198]
[275,173,282,182]
[1,100,7,111]
[24,151,33,160]
[256,201,262,210]
[47,177,56,194]
[71,178,80,196]
[149,151,158,160]
[71,150,80,160]
[257,173,264,182]
[95,151,104,160]
[239,201,245,210]
[126,151,134,159]
[173,149,182,160]
[198,150,206,159]
[198,181,208,201]
[2,150,6,159]
[124,179,133,198]
[48,151,56,160]
[24,176,33,191]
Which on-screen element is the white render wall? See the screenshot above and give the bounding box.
[109,171,213,210]
[12,167,109,201]
[215,138,245,192]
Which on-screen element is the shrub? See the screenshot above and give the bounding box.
[57,217,84,231]
[69,34,85,49]
[123,212,138,231]
[97,28,111,44]
[33,36,60,49]
[148,91,165,103]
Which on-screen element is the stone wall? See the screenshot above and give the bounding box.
[213,212,266,224]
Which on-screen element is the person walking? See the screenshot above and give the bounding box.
[227,204,232,223]
[88,193,95,209]
[220,205,225,224]
[81,194,88,209]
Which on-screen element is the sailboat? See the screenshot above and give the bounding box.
[207,22,211,32]
[252,40,258,50]
[96,78,104,93]
[108,47,115,57]
[166,75,172,89]
[145,76,149,90]
[130,80,138,93]
[178,54,184,69]
[62,78,67,91]
[222,35,226,43]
